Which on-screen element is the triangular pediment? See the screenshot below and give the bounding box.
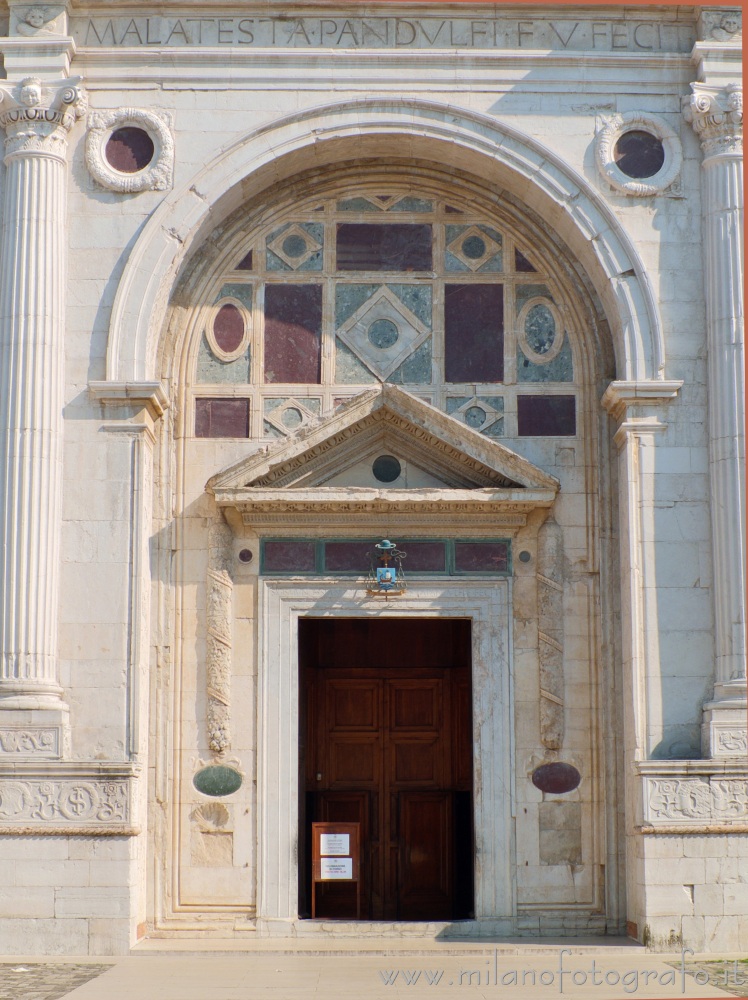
[208,385,558,499]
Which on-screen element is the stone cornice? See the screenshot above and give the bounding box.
[684,82,743,158]
[601,379,683,422]
[0,75,86,159]
[89,380,170,418]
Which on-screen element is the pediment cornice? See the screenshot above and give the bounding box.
[208,386,558,529]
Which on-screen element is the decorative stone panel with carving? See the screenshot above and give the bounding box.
[0,762,139,834]
[0,727,61,758]
[639,762,748,829]
[596,112,683,196]
[85,107,174,192]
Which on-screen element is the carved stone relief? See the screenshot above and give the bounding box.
[190,802,234,866]
[0,77,87,159]
[595,112,683,196]
[206,517,234,754]
[685,84,743,158]
[0,727,61,757]
[85,107,174,192]
[12,5,67,35]
[0,777,129,825]
[537,517,564,750]
[643,775,748,825]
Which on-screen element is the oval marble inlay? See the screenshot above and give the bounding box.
[213,303,245,355]
[193,765,243,797]
[531,762,581,794]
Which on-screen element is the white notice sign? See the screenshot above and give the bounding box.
[320,858,353,880]
[320,833,349,856]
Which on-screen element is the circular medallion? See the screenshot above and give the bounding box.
[462,234,487,260]
[368,319,400,350]
[614,130,665,179]
[105,127,155,173]
[464,405,487,428]
[372,455,402,483]
[282,233,308,258]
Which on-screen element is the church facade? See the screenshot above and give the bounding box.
[0,0,745,955]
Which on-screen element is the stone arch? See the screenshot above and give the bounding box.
[105,98,666,386]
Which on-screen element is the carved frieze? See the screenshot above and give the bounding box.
[85,107,174,192]
[0,77,86,159]
[0,727,61,757]
[0,763,139,834]
[685,84,743,158]
[537,518,565,750]
[641,770,748,826]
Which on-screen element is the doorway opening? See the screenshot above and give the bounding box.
[298,617,474,921]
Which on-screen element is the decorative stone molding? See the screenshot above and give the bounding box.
[596,112,682,196]
[0,762,139,834]
[0,76,86,160]
[0,727,61,757]
[206,518,233,754]
[537,518,564,750]
[88,380,169,418]
[638,762,748,828]
[10,4,67,36]
[601,380,684,423]
[698,8,742,44]
[684,83,743,158]
[86,107,174,192]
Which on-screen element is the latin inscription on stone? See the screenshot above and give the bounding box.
[72,16,695,52]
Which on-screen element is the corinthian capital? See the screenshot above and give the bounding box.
[0,76,87,160]
[685,82,743,158]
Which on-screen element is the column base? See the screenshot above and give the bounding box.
[0,704,70,759]
[702,681,747,758]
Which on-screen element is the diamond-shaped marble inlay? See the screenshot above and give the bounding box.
[447,225,502,272]
[266,223,322,270]
[337,286,430,381]
[264,397,320,436]
[453,396,503,433]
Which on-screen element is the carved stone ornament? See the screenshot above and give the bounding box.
[206,517,233,754]
[11,4,67,35]
[596,112,683,196]
[0,727,61,757]
[85,107,174,192]
[0,763,139,834]
[537,518,565,750]
[699,9,742,44]
[685,83,743,159]
[641,771,748,826]
[0,77,87,159]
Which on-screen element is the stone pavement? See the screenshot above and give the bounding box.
[1,946,745,1000]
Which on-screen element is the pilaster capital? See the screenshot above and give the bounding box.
[601,380,683,423]
[0,76,86,161]
[684,82,743,159]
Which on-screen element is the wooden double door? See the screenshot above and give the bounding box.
[299,618,473,921]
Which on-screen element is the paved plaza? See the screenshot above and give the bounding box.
[1,944,745,1000]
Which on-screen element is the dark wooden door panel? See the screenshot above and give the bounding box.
[398,792,453,920]
[302,619,472,921]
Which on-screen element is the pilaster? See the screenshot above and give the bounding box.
[0,74,86,738]
[685,50,746,757]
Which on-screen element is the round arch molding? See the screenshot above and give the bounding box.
[103,97,666,386]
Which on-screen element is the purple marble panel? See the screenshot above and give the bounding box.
[336,224,432,271]
[235,250,253,271]
[263,540,317,573]
[105,127,154,173]
[324,542,371,573]
[517,395,576,436]
[454,541,508,573]
[398,541,446,572]
[264,284,322,383]
[444,284,504,383]
[531,763,581,794]
[194,398,249,438]
[213,303,244,354]
[514,249,536,272]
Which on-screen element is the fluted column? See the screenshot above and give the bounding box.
[0,77,86,711]
[685,82,746,756]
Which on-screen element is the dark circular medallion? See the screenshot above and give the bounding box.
[238,548,253,564]
[193,765,243,797]
[368,319,399,349]
[462,235,487,260]
[531,762,581,794]
[105,127,155,173]
[212,303,245,355]
[518,550,532,563]
[281,233,308,258]
[614,130,665,179]
[372,455,402,483]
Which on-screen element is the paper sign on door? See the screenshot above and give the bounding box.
[320,858,353,879]
[320,833,349,856]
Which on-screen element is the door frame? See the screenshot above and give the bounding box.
[257,579,514,929]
